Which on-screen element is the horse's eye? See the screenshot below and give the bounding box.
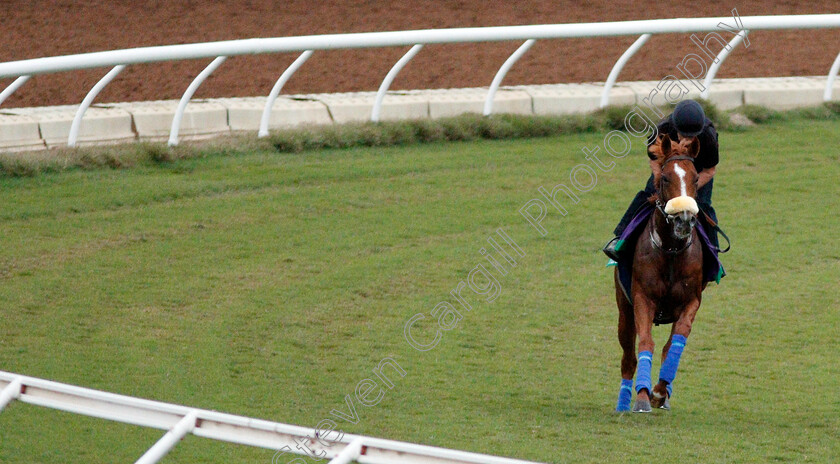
[662,178,670,183]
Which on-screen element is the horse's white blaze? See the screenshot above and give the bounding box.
[673,164,687,197]
[663,163,698,214]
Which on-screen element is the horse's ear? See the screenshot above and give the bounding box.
[686,136,700,159]
[648,134,663,160]
[659,135,671,158]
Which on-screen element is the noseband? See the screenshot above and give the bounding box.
[652,155,697,255]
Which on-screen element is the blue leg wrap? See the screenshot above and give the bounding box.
[658,334,687,386]
[636,351,653,393]
[616,378,633,412]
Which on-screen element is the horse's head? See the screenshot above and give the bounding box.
[649,135,700,240]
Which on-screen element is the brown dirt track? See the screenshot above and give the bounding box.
[2,1,839,109]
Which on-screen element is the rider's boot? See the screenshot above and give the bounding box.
[602,236,621,262]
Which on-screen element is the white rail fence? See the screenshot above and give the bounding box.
[0,370,544,464]
[1,15,839,147]
[2,14,840,460]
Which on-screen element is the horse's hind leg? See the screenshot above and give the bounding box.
[615,273,636,412]
[616,306,636,411]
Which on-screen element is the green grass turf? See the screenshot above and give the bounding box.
[1,119,838,463]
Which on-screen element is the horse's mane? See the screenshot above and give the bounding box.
[647,135,699,204]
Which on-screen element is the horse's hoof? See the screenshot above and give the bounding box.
[650,391,667,409]
[658,397,671,410]
[632,399,652,413]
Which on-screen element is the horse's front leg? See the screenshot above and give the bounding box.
[651,325,676,409]
[632,295,656,413]
[651,298,700,410]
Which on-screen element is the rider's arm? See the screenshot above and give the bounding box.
[697,122,719,169]
[698,165,716,188]
[695,121,718,189]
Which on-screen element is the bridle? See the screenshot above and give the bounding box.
[649,217,694,255]
[652,155,697,255]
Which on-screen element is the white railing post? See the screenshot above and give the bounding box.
[135,410,198,464]
[600,34,651,108]
[68,65,126,147]
[258,50,314,138]
[701,29,749,99]
[0,75,31,108]
[484,39,535,116]
[824,50,840,101]
[0,377,23,412]
[328,437,364,464]
[168,56,227,147]
[371,44,423,122]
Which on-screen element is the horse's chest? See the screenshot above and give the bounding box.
[632,233,703,323]
[662,280,695,305]
[648,267,697,321]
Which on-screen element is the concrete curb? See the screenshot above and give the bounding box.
[105,100,230,141]
[1,76,838,151]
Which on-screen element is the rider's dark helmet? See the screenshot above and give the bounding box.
[671,100,706,137]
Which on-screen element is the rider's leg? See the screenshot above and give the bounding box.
[697,177,714,206]
[697,179,719,250]
[604,175,656,260]
[612,191,651,237]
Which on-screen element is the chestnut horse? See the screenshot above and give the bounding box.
[614,135,707,413]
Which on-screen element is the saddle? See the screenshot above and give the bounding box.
[614,203,726,324]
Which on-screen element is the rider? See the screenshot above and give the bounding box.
[603,99,720,261]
